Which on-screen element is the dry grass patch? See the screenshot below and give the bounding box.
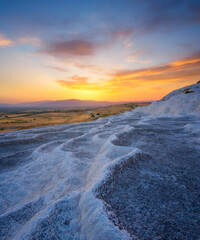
[0,102,150,133]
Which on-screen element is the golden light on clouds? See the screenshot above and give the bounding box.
[54,53,200,101]
[171,58,200,67]
[0,0,200,104]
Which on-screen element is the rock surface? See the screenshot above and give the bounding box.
[0,82,200,239]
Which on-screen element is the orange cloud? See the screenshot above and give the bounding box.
[0,33,13,47]
[171,58,200,66]
[56,75,140,93]
[112,52,200,80]
[56,75,104,91]
[56,52,200,95]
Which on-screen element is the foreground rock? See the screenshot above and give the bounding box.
[0,82,199,239]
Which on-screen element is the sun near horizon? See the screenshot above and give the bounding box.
[0,0,200,104]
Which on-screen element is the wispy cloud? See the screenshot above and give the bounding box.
[56,75,98,90]
[120,0,200,37]
[0,33,42,48]
[18,36,41,46]
[112,52,200,81]
[0,33,13,47]
[56,52,200,93]
[39,39,103,59]
[56,75,140,93]
[125,50,151,64]
[46,65,67,72]
[109,29,133,39]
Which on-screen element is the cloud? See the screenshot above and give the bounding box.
[0,33,42,48]
[46,65,67,72]
[56,75,99,91]
[111,51,200,83]
[18,36,41,46]
[56,74,140,93]
[124,41,133,49]
[56,52,200,93]
[39,39,102,59]
[70,62,109,75]
[125,50,151,64]
[0,33,13,47]
[123,0,200,37]
[109,29,133,39]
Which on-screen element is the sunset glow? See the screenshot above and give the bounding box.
[0,0,200,103]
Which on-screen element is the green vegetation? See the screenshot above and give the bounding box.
[183,87,194,94]
[184,90,194,94]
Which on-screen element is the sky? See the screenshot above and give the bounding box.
[0,0,200,103]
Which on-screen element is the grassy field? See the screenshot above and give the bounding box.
[0,102,150,133]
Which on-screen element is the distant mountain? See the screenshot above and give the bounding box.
[0,99,123,110]
[0,104,11,108]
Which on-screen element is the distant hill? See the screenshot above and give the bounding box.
[0,99,124,110]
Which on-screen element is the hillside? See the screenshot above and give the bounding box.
[0,102,150,133]
[138,81,200,115]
